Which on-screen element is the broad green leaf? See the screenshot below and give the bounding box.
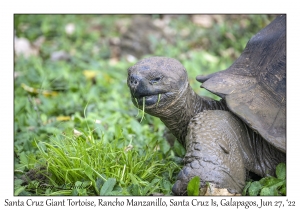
[114,124,123,139]
[128,184,141,196]
[19,152,28,165]
[259,177,282,187]
[260,187,271,196]
[161,179,172,191]
[279,185,286,195]
[14,179,24,187]
[72,189,79,196]
[276,163,286,180]
[128,173,139,185]
[143,178,160,195]
[14,186,26,196]
[242,181,251,196]
[96,176,105,194]
[268,180,286,196]
[269,186,280,196]
[173,139,186,157]
[248,181,262,196]
[187,176,200,196]
[159,139,171,154]
[72,181,88,196]
[106,190,123,196]
[141,181,151,195]
[84,166,94,181]
[130,119,142,136]
[100,178,116,195]
[76,188,88,196]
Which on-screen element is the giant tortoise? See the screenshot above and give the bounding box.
[127,15,286,195]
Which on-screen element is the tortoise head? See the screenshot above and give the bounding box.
[127,57,188,116]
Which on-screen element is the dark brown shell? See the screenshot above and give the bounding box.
[196,15,286,152]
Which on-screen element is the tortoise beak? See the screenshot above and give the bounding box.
[127,73,163,107]
[128,73,150,98]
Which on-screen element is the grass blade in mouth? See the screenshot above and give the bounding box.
[140,97,145,123]
[134,97,145,123]
[134,97,140,117]
[156,94,161,108]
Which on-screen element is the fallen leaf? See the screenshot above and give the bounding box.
[21,83,58,97]
[56,116,71,121]
[83,70,98,80]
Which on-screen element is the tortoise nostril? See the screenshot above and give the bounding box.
[129,75,140,86]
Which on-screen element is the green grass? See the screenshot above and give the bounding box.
[14,14,277,196]
[15,118,182,196]
[34,130,180,196]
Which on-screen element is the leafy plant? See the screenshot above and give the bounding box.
[187,176,200,196]
[243,163,286,196]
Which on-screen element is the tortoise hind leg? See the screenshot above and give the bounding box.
[172,110,250,195]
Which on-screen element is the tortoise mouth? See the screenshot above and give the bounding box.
[132,94,162,107]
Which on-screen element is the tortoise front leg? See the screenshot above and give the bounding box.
[172,110,249,195]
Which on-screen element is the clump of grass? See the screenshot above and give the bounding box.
[36,129,180,195]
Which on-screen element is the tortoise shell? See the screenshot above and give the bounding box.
[196,15,286,152]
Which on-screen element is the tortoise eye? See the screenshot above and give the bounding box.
[150,77,162,84]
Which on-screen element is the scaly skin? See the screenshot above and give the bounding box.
[127,57,285,195]
[173,110,285,195]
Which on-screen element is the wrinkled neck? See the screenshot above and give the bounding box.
[158,85,227,145]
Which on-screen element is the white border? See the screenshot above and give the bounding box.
[2,0,300,209]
